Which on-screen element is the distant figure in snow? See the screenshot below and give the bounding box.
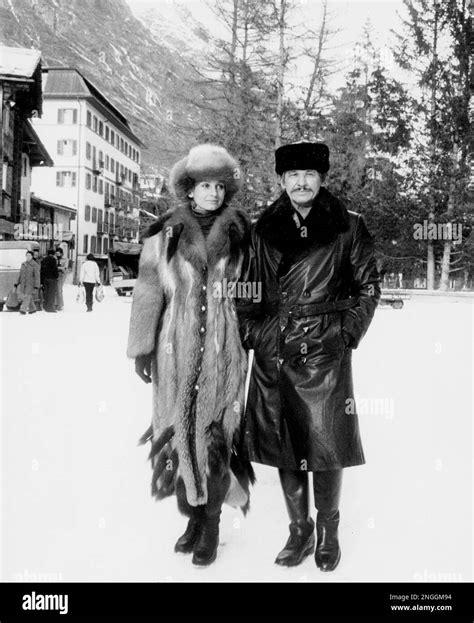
[79,253,101,312]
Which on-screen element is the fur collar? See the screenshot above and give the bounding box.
[146,202,250,271]
[256,187,350,253]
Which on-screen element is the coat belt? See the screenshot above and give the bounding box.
[263,297,358,318]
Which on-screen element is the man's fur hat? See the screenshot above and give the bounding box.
[169,144,242,202]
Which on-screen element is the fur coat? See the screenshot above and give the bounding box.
[127,203,253,508]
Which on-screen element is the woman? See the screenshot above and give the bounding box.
[79,253,101,312]
[127,144,254,566]
[17,250,40,314]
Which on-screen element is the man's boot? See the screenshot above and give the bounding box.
[313,469,343,572]
[192,471,230,566]
[275,469,315,567]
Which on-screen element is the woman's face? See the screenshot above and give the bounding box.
[189,180,225,212]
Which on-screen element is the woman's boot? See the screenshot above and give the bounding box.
[313,469,343,572]
[175,476,203,554]
[192,472,230,566]
[275,469,315,567]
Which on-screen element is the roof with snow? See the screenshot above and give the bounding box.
[0,46,41,80]
[42,67,143,147]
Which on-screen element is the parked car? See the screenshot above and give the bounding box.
[380,289,411,309]
[108,241,141,297]
[0,241,40,311]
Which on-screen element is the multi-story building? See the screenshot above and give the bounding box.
[31,67,143,282]
[0,46,54,240]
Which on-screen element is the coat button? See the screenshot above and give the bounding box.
[303,327,309,334]
[281,291,288,298]
[301,357,307,364]
[200,327,205,333]
[200,347,204,352]
[280,325,286,332]
[202,285,207,291]
[201,305,206,311]
[304,290,311,297]
[278,358,284,365]
[194,384,199,391]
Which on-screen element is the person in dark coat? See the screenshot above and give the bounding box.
[32,249,43,310]
[40,249,59,313]
[17,251,40,314]
[237,141,380,572]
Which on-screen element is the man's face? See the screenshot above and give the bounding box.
[26,252,33,262]
[280,169,322,207]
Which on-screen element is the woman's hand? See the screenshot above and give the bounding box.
[135,353,153,384]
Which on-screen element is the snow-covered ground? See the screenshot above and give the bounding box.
[0,287,472,582]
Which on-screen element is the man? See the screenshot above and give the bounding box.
[40,249,59,313]
[17,250,40,314]
[55,247,68,310]
[32,249,43,310]
[238,142,380,572]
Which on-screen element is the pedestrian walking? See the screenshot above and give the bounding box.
[40,249,59,313]
[238,141,381,572]
[127,144,254,566]
[79,253,101,312]
[17,250,40,314]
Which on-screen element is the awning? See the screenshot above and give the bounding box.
[110,241,142,255]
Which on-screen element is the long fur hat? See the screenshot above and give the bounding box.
[169,144,242,202]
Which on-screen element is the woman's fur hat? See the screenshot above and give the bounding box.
[169,144,242,202]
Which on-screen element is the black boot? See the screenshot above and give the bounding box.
[174,510,203,554]
[313,469,343,572]
[175,477,203,554]
[275,469,315,567]
[192,471,230,567]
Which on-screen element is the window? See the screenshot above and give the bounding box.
[85,205,91,221]
[110,130,115,145]
[22,155,28,177]
[56,171,77,187]
[92,176,97,193]
[86,111,92,128]
[92,146,97,161]
[103,238,108,253]
[110,158,115,174]
[110,184,116,201]
[98,150,103,167]
[98,179,103,195]
[105,155,109,170]
[86,142,91,160]
[105,126,109,141]
[91,236,97,254]
[116,134,120,149]
[109,213,114,231]
[98,121,103,137]
[136,151,139,164]
[92,207,97,223]
[57,139,77,156]
[93,116,98,132]
[83,235,88,253]
[120,138,124,153]
[98,209,103,227]
[57,108,78,124]
[85,174,91,190]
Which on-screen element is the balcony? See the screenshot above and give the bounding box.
[92,159,103,176]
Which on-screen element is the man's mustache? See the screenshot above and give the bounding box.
[291,187,312,192]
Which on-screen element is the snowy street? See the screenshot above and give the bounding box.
[0,287,472,582]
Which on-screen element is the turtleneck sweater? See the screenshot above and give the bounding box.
[191,205,225,239]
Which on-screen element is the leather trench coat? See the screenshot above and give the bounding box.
[237,189,381,471]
